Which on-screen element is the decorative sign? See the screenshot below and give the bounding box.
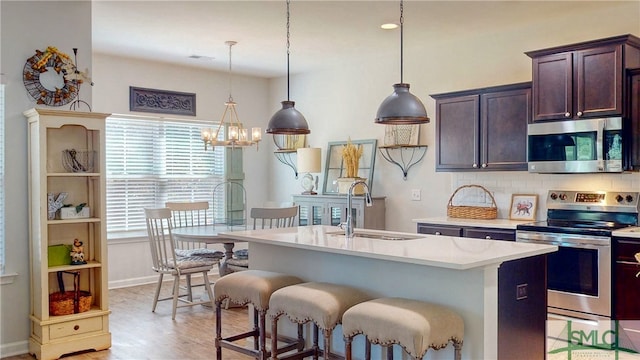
[129,86,196,116]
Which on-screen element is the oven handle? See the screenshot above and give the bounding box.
[516,232,610,248]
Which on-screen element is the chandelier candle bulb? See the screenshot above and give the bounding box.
[252,128,262,142]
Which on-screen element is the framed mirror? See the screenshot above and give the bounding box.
[322,139,377,195]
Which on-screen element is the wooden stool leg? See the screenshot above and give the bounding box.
[215,301,222,360]
[454,341,462,360]
[365,337,371,360]
[271,314,279,360]
[344,336,353,360]
[254,308,260,350]
[297,323,305,351]
[312,323,319,360]
[323,328,331,360]
[259,310,267,360]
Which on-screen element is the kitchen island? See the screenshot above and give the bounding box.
[220,225,557,359]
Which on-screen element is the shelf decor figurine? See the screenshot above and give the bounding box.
[70,238,87,265]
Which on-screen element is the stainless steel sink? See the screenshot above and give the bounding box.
[326,230,421,241]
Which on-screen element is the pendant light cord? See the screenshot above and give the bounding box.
[400,0,404,84]
[227,42,234,102]
[286,0,291,101]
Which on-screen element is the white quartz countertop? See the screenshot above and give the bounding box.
[412,216,534,229]
[220,225,557,270]
[613,227,640,238]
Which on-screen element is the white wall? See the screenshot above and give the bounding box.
[0,1,93,356]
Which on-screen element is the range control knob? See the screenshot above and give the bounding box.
[626,195,634,203]
[550,193,558,200]
[559,193,567,201]
[616,195,624,203]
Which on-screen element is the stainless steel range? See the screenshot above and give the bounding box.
[516,190,640,321]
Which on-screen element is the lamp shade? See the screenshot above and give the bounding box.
[297,147,322,173]
[375,83,430,125]
[267,101,310,135]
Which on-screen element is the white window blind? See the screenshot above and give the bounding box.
[106,115,226,235]
[0,84,5,273]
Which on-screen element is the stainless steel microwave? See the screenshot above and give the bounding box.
[527,117,624,173]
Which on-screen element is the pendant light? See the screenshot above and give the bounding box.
[375,0,430,125]
[266,0,310,135]
[201,41,261,150]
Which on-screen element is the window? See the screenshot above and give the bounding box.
[106,115,236,237]
[0,84,4,273]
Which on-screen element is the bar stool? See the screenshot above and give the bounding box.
[268,282,372,360]
[342,297,464,360]
[214,270,304,360]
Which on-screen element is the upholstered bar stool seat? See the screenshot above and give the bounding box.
[214,270,304,360]
[342,297,464,360]
[269,282,372,360]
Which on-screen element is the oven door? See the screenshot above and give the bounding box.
[516,231,611,320]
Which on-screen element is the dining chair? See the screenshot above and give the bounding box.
[165,201,225,301]
[144,207,218,319]
[224,206,299,273]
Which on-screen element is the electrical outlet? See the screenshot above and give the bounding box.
[516,283,528,300]
[411,189,421,201]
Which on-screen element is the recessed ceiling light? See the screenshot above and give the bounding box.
[381,23,398,30]
[188,55,215,61]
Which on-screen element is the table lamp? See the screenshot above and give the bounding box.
[297,147,322,195]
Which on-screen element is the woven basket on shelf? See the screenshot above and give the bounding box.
[49,271,92,316]
[447,185,498,220]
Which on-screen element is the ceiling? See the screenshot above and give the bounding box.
[92,1,613,78]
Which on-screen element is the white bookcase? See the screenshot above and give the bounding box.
[25,108,111,360]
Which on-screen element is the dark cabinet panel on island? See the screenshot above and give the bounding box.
[431,82,531,172]
[630,68,640,170]
[526,34,640,122]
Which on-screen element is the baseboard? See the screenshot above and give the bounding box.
[0,340,29,358]
[108,270,221,289]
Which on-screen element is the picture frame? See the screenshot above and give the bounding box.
[509,194,538,221]
[322,139,377,195]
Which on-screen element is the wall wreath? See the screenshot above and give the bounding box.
[23,47,80,106]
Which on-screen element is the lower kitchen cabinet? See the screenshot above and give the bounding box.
[613,236,640,347]
[417,222,546,360]
[293,194,385,229]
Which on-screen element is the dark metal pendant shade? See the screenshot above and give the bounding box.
[266,100,310,135]
[375,83,430,125]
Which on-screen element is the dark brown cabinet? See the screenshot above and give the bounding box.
[526,34,640,122]
[613,236,640,320]
[630,69,640,169]
[431,82,531,172]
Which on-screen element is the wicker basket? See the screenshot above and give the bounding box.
[49,291,92,315]
[447,185,498,220]
[49,271,92,316]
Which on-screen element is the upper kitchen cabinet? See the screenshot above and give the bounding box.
[431,82,531,172]
[526,34,640,122]
[630,68,640,169]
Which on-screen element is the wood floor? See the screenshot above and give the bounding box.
[5,276,254,360]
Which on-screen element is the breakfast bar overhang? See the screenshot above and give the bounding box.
[220,225,557,359]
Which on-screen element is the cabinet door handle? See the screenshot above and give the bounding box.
[577,111,583,117]
[565,112,571,118]
[435,231,442,235]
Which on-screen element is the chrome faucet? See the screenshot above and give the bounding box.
[341,179,373,238]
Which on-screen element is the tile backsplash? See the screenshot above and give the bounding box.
[451,172,640,221]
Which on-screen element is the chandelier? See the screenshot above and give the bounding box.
[201,41,261,150]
